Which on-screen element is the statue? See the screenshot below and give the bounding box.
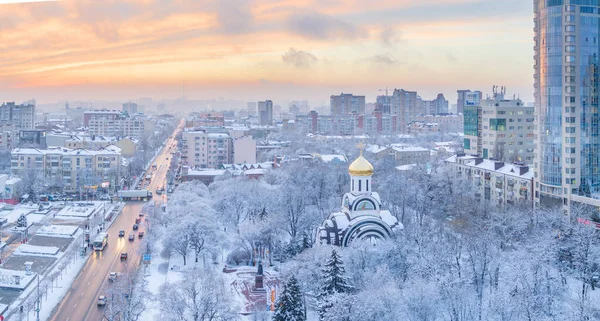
[257,261,263,276]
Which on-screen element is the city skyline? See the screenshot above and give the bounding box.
[0,0,533,104]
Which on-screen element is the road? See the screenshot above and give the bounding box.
[49,123,181,321]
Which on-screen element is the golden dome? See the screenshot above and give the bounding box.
[348,155,373,176]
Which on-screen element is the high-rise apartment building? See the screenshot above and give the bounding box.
[376,95,392,114]
[330,93,366,116]
[391,89,419,133]
[122,102,138,114]
[534,0,600,209]
[0,102,35,130]
[457,90,482,115]
[464,87,535,164]
[258,100,273,125]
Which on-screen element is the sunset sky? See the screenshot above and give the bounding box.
[0,0,533,105]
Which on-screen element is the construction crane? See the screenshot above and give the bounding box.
[378,87,390,97]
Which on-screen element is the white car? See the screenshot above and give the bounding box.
[109,272,117,281]
[97,295,107,306]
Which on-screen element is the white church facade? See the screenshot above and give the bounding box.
[318,151,403,246]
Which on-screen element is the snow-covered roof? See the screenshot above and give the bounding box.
[396,164,417,171]
[365,145,388,154]
[12,147,120,156]
[391,146,429,153]
[317,154,348,163]
[186,169,228,176]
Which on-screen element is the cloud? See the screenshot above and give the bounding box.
[380,25,402,45]
[216,0,254,34]
[286,10,365,40]
[282,48,318,69]
[367,54,399,66]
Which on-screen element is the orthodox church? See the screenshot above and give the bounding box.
[318,150,403,246]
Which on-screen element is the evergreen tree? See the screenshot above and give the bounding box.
[17,214,27,228]
[318,250,353,320]
[273,275,306,321]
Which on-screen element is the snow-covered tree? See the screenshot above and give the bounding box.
[160,268,238,321]
[273,275,306,321]
[318,250,353,320]
[16,214,27,228]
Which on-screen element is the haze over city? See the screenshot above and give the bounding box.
[1,0,532,104]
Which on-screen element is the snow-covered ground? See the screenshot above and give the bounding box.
[35,225,79,238]
[26,213,46,224]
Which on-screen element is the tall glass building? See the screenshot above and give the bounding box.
[534,0,600,208]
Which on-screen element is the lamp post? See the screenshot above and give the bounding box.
[35,274,40,321]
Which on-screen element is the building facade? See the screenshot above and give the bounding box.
[464,88,535,164]
[0,102,35,130]
[534,0,600,209]
[446,154,534,207]
[181,129,233,169]
[457,90,482,115]
[318,153,402,246]
[258,100,273,125]
[11,147,122,193]
[330,93,366,116]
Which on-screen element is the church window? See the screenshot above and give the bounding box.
[366,179,369,191]
[355,200,375,211]
[358,180,361,191]
[352,180,354,190]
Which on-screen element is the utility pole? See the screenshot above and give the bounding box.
[35,274,40,321]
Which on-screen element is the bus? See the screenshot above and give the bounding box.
[93,232,109,251]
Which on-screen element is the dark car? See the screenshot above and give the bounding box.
[118,230,125,237]
[120,252,128,260]
[138,231,145,238]
[128,234,135,241]
[135,217,141,224]
[133,224,139,230]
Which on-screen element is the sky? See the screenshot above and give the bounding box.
[0,0,534,106]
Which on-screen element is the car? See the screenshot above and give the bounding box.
[120,252,128,260]
[138,231,145,238]
[97,295,107,306]
[109,272,117,281]
[135,217,141,224]
[118,230,125,237]
[99,195,110,201]
[128,234,135,241]
[133,224,139,230]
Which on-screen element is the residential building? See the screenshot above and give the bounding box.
[407,122,439,135]
[534,0,600,211]
[464,87,534,164]
[391,89,419,133]
[429,94,449,115]
[84,110,147,138]
[186,113,225,128]
[457,90,482,115]
[330,93,365,116]
[18,130,47,149]
[181,129,233,169]
[180,166,229,185]
[446,154,534,207]
[122,102,138,114]
[376,95,392,114]
[11,147,122,193]
[258,100,273,125]
[0,102,35,130]
[0,124,16,149]
[247,102,257,117]
[415,114,463,133]
[392,146,430,165]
